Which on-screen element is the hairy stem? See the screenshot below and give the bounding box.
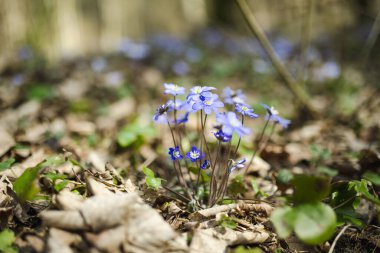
[232,116,244,159]
[245,116,271,176]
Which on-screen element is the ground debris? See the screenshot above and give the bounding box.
[41,192,188,253]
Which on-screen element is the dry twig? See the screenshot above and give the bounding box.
[235,0,319,118]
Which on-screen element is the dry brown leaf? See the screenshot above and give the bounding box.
[41,193,189,253]
[125,179,137,193]
[238,202,274,216]
[96,97,135,131]
[202,227,270,246]
[0,127,15,157]
[41,210,86,230]
[190,229,227,253]
[85,226,126,253]
[86,176,114,196]
[285,142,312,164]
[87,151,107,173]
[189,204,238,221]
[54,190,85,210]
[289,121,325,142]
[66,116,96,135]
[47,228,81,253]
[58,79,90,101]
[17,123,49,143]
[244,156,270,177]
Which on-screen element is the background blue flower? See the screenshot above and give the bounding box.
[164,83,185,96]
[168,146,183,160]
[261,103,291,128]
[235,103,259,118]
[222,87,246,104]
[192,93,224,114]
[214,129,232,142]
[186,146,203,162]
[229,158,246,173]
[216,112,251,137]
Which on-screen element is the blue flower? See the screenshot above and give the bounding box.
[235,103,259,118]
[153,101,173,121]
[186,146,203,162]
[216,112,251,137]
[200,160,210,170]
[168,146,183,161]
[187,86,216,102]
[229,158,246,173]
[222,87,246,104]
[174,112,189,124]
[269,115,291,128]
[164,83,185,96]
[214,129,232,142]
[260,103,278,116]
[261,103,291,128]
[192,94,224,114]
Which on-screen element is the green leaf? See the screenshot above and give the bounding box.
[54,180,70,192]
[145,177,162,191]
[229,175,246,196]
[13,144,30,150]
[188,166,210,183]
[70,99,92,113]
[87,134,98,147]
[13,164,42,202]
[276,169,294,185]
[219,215,238,229]
[143,167,162,191]
[292,174,331,204]
[331,182,357,208]
[142,167,155,177]
[0,158,16,172]
[310,144,331,161]
[26,84,53,101]
[331,182,364,226]
[13,155,65,202]
[363,171,380,186]
[117,130,137,147]
[0,229,18,253]
[117,120,156,148]
[335,206,364,227]
[348,179,380,205]
[0,229,15,249]
[293,202,337,245]
[42,172,67,182]
[270,206,296,238]
[42,155,65,167]
[317,166,338,177]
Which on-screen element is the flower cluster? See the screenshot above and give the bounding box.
[154,83,291,207]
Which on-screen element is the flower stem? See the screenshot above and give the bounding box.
[232,116,244,159]
[208,140,221,206]
[167,118,193,200]
[258,122,277,154]
[244,116,271,176]
[200,113,214,168]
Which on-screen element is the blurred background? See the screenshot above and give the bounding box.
[1,0,380,117]
[1,0,379,64]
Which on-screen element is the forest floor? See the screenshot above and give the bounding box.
[0,31,380,253]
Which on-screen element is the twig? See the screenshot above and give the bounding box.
[328,225,350,253]
[299,0,314,85]
[162,186,192,203]
[363,6,380,63]
[235,0,319,118]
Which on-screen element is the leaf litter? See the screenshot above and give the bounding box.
[0,41,380,253]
